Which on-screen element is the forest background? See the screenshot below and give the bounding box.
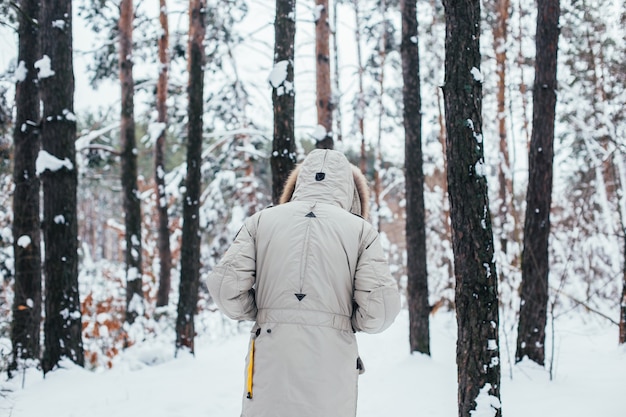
[0,0,625,411]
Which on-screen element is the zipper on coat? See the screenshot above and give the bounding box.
[246,339,255,398]
[298,216,313,293]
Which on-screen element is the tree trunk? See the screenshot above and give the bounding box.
[39,0,84,373]
[516,0,560,366]
[401,0,430,355]
[441,0,502,415]
[270,0,297,205]
[119,0,144,324]
[331,0,342,143]
[314,0,333,149]
[176,0,206,353]
[10,0,42,372]
[489,0,515,259]
[354,0,367,173]
[155,0,172,308]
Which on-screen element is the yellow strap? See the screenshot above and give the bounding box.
[246,338,255,399]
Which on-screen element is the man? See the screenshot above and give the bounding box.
[207,149,400,417]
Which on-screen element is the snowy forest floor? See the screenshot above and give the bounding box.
[1,310,625,417]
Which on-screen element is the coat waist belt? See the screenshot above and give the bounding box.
[256,308,352,332]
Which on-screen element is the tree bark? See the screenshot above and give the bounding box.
[39,0,84,373]
[401,0,430,355]
[314,0,333,149]
[155,0,172,308]
[176,0,206,353]
[516,0,560,366]
[270,0,297,205]
[354,0,367,173]
[119,0,144,324]
[489,0,516,259]
[10,0,42,372]
[441,0,502,415]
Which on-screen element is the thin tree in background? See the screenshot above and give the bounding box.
[331,0,343,143]
[487,0,517,261]
[176,0,206,353]
[39,0,84,373]
[270,0,297,204]
[353,0,367,172]
[314,0,333,149]
[119,0,144,324]
[441,0,502,415]
[401,0,429,355]
[10,0,42,373]
[516,0,560,365]
[155,0,172,307]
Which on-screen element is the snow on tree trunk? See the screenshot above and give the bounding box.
[119,0,144,324]
[176,0,206,353]
[441,0,502,415]
[314,0,333,149]
[401,0,430,356]
[11,0,42,373]
[516,0,560,366]
[39,0,85,373]
[270,0,297,205]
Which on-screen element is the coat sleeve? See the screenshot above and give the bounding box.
[351,225,401,334]
[206,215,258,321]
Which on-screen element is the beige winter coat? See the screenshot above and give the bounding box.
[207,149,401,417]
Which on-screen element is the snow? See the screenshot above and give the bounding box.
[35,150,73,175]
[311,124,328,141]
[14,60,27,82]
[471,66,484,83]
[1,311,624,417]
[16,235,31,248]
[34,55,55,79]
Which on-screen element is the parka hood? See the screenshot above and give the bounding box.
[279,149,370,219]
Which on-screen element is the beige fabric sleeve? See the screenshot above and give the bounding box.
[351,227,401,333]
[206,216,258,321]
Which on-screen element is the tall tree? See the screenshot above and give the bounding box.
[401,0,429,355]
[314,0,333,149]
[487,0,517,261]
[39,0,84,373]
[10,0,42,372]
[176,0,206,353]
[441,0,502,415]
[155,0,172,307]
[516,0,560,365]
[119,0,144,324]
[270,0,297,204]
[353,0,367,172]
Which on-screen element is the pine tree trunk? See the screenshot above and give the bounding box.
[155,0,172,308]
[441,0,502,415]
[401,0,430,355]
[119,0,144,324]
[314,0,333,149]
[354,0,367,173]
[40,0,84,373]
[10,0,42,372]
[270,0,296,205]
[516,0,560,366]
[331,0,343,143]
[489,0,515,259]
[176,0,206,353]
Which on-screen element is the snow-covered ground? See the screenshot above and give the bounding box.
[2,310,624,417]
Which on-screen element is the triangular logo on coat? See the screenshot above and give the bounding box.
[295,293,307,301]
[305,211,316,218]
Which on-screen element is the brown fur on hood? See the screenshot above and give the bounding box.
[279,163,370,220]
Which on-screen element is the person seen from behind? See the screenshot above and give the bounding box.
[207,149,401,417]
